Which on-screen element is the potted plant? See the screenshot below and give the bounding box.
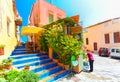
[0,45,5,55]
[24,64,30,70]
[2,58,13,70]
[0,64,4,70]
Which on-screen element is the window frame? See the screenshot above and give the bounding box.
[104,33,110,44]
[48,13,53,23]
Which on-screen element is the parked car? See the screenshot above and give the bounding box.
[98,47,110,57]
[110,47,120,58]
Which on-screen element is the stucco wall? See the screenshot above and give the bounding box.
[29,0,66,26]
[0,0,17,62]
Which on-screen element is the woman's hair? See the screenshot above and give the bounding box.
[87,49,90,52]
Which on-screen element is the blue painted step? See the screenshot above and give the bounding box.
[47,70,72,82]
[16,59,53,69]
[31,62,58,73]
[39,66,63,80]
[15,47,25,49]
[14,50,27,52]
[10,45,72,82]
[12,51,30,55]
[12,56,49,65]
[9,54,43,59]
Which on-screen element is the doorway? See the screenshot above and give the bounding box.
[93,42,97,51]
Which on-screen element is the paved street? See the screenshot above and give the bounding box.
[58,53,120,82]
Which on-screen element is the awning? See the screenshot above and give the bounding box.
[21,26,45,36]
[70,15,79,23]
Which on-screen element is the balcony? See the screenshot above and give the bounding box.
[70,25,82,34]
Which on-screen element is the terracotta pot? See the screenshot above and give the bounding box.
[64,64,70,70]
[24,66,30,70]
[0,66,3,70]
[0,48,4,55]
[3,64,12,69]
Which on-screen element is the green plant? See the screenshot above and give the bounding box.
[25,64,29,67]
[0,78,7,82]
[39,33,48,52]
[15,70,39,82]
[4,70,19,82]
[2,59,9,65]
[0,45,5,48]
[2,58,13,66]
[8,58,13,63]
[39,17,84,66]
[54,35,83,65]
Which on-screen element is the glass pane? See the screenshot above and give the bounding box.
[111,49,115,52]
[49,14,53,23]
[116,49,120,53]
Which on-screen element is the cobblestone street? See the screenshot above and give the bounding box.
[58,53,120,82]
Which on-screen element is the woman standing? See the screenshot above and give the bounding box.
[87,50,94,72]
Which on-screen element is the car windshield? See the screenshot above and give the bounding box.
[100,48,107,51]
[116,49,120,53]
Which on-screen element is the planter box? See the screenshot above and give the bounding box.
[73,55,83,73]
[58,62,64,69]
[0,48,4,55]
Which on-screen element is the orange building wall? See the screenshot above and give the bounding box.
[83,18,120,52]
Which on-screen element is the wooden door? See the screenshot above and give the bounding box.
[93,42,97,51]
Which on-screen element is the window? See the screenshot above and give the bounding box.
[104,22,109,27]
[7,20,10,36]
[49,14,53,23]
[116,49,120,53]
[111,49,115,52]
[57,17,61,20]
[105,34,110,44]
[86,38,89,45]
[114,32,120,43]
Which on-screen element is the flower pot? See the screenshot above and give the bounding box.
[64,64,70,70]
[0,48,4,55]
[0,66,3,70]
[24,66,30,70]
[3,64,12,69]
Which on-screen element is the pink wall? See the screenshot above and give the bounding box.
[29,0,66,27]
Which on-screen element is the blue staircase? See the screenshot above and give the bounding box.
[9,45,71,82]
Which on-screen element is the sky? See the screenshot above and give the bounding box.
[15,0,120,42]
[15,0,120,28]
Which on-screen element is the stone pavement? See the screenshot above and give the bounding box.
[57,54,120,82]
[57,70,120,82]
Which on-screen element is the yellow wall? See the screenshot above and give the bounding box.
[0,0,17,62]
[83,19,120,52]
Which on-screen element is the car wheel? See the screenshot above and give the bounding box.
[99,54,101,56]
[110,56,114,58]
[106,55,109,57]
